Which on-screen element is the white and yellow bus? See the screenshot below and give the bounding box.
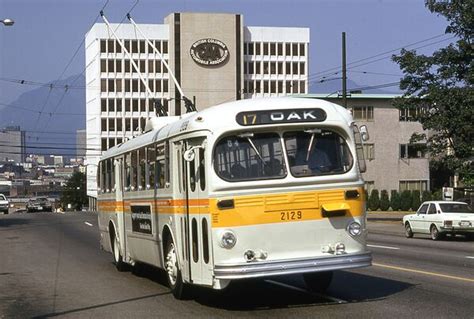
[97,97,371,299]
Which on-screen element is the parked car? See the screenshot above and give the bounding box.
[0,194,9,214]
[403,201,474,240]
[26,197,53,213]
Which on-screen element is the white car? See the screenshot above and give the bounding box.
[403,201,474,240]
[0,194,9,214]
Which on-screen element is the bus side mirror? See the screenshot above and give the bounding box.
[359,125,369,142]
[183,149,195,162]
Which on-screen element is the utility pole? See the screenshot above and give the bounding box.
[342,32,347,108]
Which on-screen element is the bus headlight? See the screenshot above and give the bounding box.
[220,230,237,249]
[347,221,362,236]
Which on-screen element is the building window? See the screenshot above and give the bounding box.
[256,61,261,74]
[399,107,425,121]
[300,81,306,93]
[263,42,269,55]
[101,138,107,151]
[109,118,115,131]
[100,40,106,53]
[400,144,427,159]
[116,99,122,112]
[399,180,428,191]
[285,61,291,74]
[248,42,254,55]
[116,60,122,73]
[255,42,261,55]
[277,43,283,56]
[108,60,114,73]
[108,40,114,53]
[277,62,283,75]
[101,99,107,112]
[285,43,291,56]
[352,106,374,121]
[365,181,375,194]
[270,43,276,56]
[117,118,122,131]
[100,59,106,73]
[101,79,107,92]
[101,119,107,132]
[299,62,305,75]
[292,62,298,75]
[270,62,276,74]
[292,43,298,56]
[363,143,375,160]
[300,43,305,56]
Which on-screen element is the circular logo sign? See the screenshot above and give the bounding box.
[190,38,229,66]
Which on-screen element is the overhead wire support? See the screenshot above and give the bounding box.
[127,13,196,113]
[101,11,161,118]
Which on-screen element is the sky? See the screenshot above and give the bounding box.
[0,0,452,106]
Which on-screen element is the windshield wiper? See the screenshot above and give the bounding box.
[304,129,321,162]
[238,132,266,164]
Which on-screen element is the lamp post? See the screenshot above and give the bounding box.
[1,18,14,26]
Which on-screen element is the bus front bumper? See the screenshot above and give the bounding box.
[214,251,372,280]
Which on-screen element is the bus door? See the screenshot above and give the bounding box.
[114,157,126,260]
[181,138,212,285]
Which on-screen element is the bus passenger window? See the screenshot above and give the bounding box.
[147,145,156,188]
[124,153,131,191]
[106,159,112,192]
[199,149,205,191]
[157,158,165,188]
[139,148,146,190]
[190,155,196,192]
[131,151,138,191]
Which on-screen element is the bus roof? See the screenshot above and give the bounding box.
[101,97,352,160]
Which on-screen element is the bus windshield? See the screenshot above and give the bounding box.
[284,129,353,177]
[214,132,286,181]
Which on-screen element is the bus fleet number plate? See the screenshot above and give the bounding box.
[280,210,303,221]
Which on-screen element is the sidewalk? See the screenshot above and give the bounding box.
[366,210,412,222]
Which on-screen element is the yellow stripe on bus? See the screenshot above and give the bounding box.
[97,188,364,228]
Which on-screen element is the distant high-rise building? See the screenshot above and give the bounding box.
[0,126,26,163]
[76,129,86,158]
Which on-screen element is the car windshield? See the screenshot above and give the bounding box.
[284,130,353,177]
[439,203,473,214]
[214,132,286,181]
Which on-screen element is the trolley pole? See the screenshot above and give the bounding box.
[342,32,347,108]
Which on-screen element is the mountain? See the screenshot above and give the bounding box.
[0,74,86,156]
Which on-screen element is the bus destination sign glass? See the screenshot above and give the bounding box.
[236,108,327,126]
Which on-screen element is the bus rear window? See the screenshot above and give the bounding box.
[284,130,353,177]
[214,133,286,181]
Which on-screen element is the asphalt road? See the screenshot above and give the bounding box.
[1,212,473,318]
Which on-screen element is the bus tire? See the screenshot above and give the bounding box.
[111,228,127,272]
[303,271,333,293]
[165,239,190,299]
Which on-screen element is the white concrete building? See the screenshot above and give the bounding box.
[85,12,309,204]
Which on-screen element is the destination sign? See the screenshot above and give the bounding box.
[236,108,327,126]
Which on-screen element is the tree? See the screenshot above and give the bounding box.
[422,190,433,202]
[61,171,87,210]
[390,190,401,211]
[368,189,380,211]
[411,190,422,210]
[400,190,412,211]
[392,0,474,187]
[380,190,390,211]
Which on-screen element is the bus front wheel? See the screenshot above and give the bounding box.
[303,271,333,293]
[165,239,190,299]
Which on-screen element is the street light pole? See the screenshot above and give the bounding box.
[1,18,14,26]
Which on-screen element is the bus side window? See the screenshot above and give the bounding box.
[131,150,138,191]
[156,144,165,188]
[165,142,170,186]
[124,152,131,191]
[147,145,156,189]
[138,147,146,190]
[199,148,205,191]
[101,160,107,193]
[97,161,103,193]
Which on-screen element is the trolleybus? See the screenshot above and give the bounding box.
[97,97,372,299]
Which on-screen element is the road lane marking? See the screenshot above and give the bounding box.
[84,222,93,227]
[265,279,347,304]
[466,256,474,259]
[367,244,400,250]
[373,262,474,283]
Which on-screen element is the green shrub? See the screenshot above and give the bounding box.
[421,190,432,202]
[411,190,421,210]
[400,190,412,211]
[432,189,442,200]
[368,189,380,211]
[390,190,401,211]
[380,190,390,211]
